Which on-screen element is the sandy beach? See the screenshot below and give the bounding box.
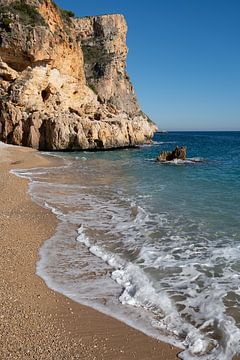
[0,143,181,359]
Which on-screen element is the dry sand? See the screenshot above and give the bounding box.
[0,144,181,359]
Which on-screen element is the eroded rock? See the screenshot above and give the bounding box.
[157,146,187,162]
[0,0,157,150]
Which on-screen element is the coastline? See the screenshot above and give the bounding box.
[0,144,181,359]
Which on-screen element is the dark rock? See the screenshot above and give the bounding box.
[156,146,187,162]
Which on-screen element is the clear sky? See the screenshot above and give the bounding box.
[56,0,240,131]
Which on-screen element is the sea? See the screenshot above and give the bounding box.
[13,131,240,360]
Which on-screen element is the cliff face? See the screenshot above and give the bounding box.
[74,15,139,117]
[0,0,157,150]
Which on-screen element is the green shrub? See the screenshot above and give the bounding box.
[0,16,12,31]
[0,1,46,27]
[51,1,59,9]
[60,9,75,27]
[82,44,112,79]
[2,17,12,27]
[82,45,111,65]
[88,83,98,95]
[61,9,75,18]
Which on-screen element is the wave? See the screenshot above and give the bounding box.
[157,157,206,165]
[76,223,240,360]
[11,152,240,360]
[142,141,177,147]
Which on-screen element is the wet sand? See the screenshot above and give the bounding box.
[0,143,181,359]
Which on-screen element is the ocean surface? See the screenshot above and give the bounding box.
[14,131,240,359]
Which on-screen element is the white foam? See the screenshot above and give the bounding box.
[75,196,240,359]
[44,202,65,217]
[158,158,205,165]
[76,223,240,360]
[11,155,240,360]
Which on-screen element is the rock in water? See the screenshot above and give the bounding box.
[156,146,187,162]
[0,0,157,150]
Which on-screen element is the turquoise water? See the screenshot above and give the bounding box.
[14,131,240,359]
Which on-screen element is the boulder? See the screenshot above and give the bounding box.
[156,146,187,162]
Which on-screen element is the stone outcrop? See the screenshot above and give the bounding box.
[74,15,139,117]
[0,0,157,150]
[156,146,187,162]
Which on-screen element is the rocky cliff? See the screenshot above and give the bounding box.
[0,0,157,150]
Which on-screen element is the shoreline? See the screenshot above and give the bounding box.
[0,144,181,359]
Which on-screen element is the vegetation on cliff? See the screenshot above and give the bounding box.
[0,1,46,27]
[0,0,75,37]
[82,43,112,92]
[51,0,75,27]
[60,9,75,25]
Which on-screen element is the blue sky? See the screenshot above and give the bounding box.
[57,0,240,130]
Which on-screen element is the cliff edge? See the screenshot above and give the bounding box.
[0,0,157,150]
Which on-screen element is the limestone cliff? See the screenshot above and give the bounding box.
[0,0,157,150]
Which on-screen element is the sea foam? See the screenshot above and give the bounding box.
[11,131,240,359]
